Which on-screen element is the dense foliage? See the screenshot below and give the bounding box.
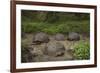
[21,10,90,35]
[73,41,90,60]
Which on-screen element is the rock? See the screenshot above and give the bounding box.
[32,32,49,45]
[55,33,65,41]
[45,41,65,57]
[67,32,80,41]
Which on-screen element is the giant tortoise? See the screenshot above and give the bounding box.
[55,33,65,41]
[67,32,80,41]
[44,41,65,57]
[32,32,49,45]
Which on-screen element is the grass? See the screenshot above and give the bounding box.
[22,20,89,35]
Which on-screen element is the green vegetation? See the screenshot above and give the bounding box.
[21,10,90,35]
[21,10,90,61]
[73,40,90,60]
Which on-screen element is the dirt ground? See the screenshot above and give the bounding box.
[21,33,89,63]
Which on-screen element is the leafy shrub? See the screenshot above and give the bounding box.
[73,41,90,60]
[21,10,90,34]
